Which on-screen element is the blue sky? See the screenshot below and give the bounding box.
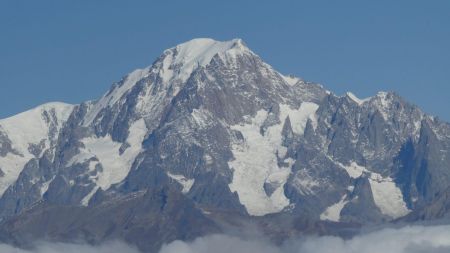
[1,0,449,120]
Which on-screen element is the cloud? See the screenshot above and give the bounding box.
[1,224,450,253]
[159,225,450,253]
[159,235,281,253]
[0,241,140,253]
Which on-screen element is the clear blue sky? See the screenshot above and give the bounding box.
[1,0,449,120]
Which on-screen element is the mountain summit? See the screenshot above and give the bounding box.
[83,38,250,126]
[0,39,449,252]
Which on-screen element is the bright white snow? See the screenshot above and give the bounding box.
[40,176,55,196]
[346,92,370,105]
[279,103,319,135]
[71,119,147,204]
[167,172,195,194]
[0,102,74,153]
[228,102,318,216]
[165,38,247,83]
[0,102,74,195]
[320,195,349,222]
[281,74,301,86]
[81,185,99,206]
[337,160,410,219]
[368,174,411,218]
[83,68,150,126]
[0,153,33,195]
[341,161,367,179]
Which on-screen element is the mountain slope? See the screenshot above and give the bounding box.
[0,38,449,252]
[0,102,74,192]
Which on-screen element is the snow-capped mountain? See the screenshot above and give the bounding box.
[0,38,449,252]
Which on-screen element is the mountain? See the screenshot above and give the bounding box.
[0,38,449,252]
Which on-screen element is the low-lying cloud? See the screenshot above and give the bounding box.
[0,241,140,253]
[1,224,450,253]
[159,225,450,253]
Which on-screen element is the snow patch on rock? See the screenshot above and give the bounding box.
[167,172,195,194]
[81,186,99,206]
[281,74,301,86]
[368,174,410,219]
[341,161,367,179]
[279,103,319,135]
[40,176,55,196]
[0,153,32,195]
[0,102,74,195]
[0,102,74,154]
[337,160,410,219]
[346,92,370,105]
[71,119,147,204]
[320,195,349,222]
[228,102,318,216]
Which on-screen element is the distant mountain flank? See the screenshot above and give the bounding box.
[0,38,449,252]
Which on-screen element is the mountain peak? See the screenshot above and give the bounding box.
[83,38,253,126]
[172,38,248,56]
[161,38,251,83]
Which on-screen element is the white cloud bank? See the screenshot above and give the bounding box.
[1,225,450,253]
[159,225,450,253]
[0,241,140,253]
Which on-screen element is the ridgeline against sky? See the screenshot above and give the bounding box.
[0,0,449,120]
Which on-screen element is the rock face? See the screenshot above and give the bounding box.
[0,38,449,252]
